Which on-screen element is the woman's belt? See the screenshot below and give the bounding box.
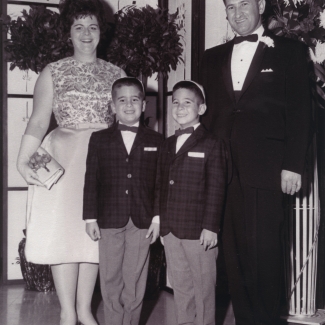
[62,123,109,130]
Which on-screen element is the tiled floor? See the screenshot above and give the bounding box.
[0,284,236,325]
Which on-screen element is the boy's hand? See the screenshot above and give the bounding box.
[146,222,160,244]
[200,229,218,250]
[86,221,101,241]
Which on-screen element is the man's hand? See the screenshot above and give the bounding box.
[281,170,302,195]
[86,221,101,241]
[146,223,160,244]
[200,229,218,250]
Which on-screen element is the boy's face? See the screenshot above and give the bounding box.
[172,88,206,129]
[112,85,145,126]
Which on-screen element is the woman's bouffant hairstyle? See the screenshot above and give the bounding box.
[59,0,106,39]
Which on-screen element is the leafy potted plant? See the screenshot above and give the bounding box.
[5,5,71,74]
[106,4,184,84]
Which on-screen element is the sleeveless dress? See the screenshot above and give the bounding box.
[25,57,123,264]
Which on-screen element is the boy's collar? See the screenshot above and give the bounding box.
[179,122,200,131]
[118,121,140,127]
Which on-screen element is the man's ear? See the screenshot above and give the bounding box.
[142,100,146,112]
[198,104,207,116]
[258,0,266,15]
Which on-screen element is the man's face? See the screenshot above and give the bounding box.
[225,0,265,36]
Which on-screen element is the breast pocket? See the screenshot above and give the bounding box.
[259,71,275,83]
[181,156,205,183]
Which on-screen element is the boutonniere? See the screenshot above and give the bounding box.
[260,36,274,48]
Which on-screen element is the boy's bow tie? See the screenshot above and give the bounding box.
[118,124,138,133]
[175,127,194,137]
[234,34,258,44]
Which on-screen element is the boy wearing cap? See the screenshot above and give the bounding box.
[83,77,163,325]
[154,80,227,325]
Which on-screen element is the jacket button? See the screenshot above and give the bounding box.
[169,180,174,185]
[127,174,132,178]
[126,190,128,194]
[126,158,129,162]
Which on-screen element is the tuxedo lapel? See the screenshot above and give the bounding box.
[239,40,268,101]
[222,40,236,107]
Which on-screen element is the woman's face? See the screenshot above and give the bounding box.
[70,15,100,57]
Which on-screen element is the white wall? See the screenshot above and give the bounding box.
[102,0,158,20]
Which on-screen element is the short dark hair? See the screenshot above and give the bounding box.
[59,0,106,39]
[172,80,205,104]
[112,77,145,101]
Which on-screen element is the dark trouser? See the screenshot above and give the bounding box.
[223,167,285,325]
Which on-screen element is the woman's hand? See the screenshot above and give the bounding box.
[17,161,44,186]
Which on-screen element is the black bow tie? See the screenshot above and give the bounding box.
[234,34,258,44]
[175,127,194,137]
[118,124,138,133]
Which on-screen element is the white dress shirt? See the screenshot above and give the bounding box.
[119,121,139,154]
[231,25,264,91]
[176,123,200,153]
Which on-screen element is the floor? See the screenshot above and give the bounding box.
[0,284,236,325]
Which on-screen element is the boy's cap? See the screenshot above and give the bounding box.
[173,80,206,102]
[185,80,205,101]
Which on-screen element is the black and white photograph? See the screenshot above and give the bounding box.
[1,0,325,324]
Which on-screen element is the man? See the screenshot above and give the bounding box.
[200,0,311,324]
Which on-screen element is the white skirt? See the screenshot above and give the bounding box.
[25,126,105,265]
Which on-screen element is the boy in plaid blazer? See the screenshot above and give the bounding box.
[154,80,227,325]
[83,77,163,325]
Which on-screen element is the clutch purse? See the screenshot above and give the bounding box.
[28,147,64,190]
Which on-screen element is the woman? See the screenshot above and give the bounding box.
[16,1,126,324]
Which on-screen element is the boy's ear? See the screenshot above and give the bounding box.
[142,100,146,112]
[198,104,207,116]
[111,101,116,114]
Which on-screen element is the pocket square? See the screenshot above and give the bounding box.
[144,147,157,151]
[188,152,205,158]
[261,68,273,72]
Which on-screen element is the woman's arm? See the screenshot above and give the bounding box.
[17,66,54,185]
[25,66,54,139]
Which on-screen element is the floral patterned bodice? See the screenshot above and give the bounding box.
[48,57,122,128]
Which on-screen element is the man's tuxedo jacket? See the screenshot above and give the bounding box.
[154,125,227,239]
[83,122,163,229]
[200,31,311,190]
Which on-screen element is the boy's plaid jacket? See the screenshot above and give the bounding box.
[83,122,163,229]
[154,124,227,239]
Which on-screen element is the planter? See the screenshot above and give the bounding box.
[18,230,55,292]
